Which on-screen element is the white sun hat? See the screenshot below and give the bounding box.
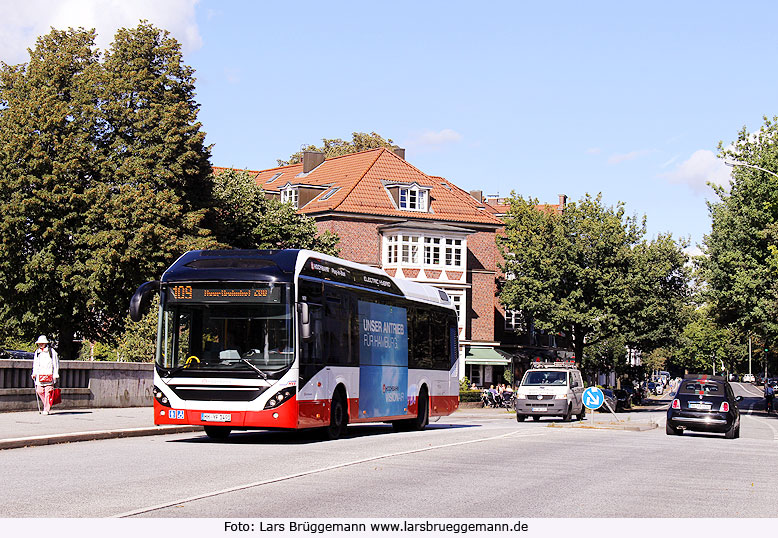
[35,335,49,344]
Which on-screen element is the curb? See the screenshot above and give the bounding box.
[0,425,203,450]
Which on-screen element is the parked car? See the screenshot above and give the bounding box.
[666,374,742,438]
[743,373,755,383]
[613,389,633,411]
[600,389,618,413]
[0,349,34,360]
[646,381,657,395]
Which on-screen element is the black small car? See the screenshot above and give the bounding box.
[614,388,633,411]
[666,374,742,439]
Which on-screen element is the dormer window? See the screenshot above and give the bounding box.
[280,186,298,208]
[399,186,427,211]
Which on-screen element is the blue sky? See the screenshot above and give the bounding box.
[3,1,778,253]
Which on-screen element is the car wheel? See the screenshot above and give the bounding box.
[516,413,526,422]
[665,422,682,436]
[532,415,540,422]
[724,424,737,439]
[562,403,572,422]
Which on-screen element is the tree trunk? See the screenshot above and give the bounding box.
[57,325,76,361]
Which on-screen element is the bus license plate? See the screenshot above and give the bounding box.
[201,413,231,422]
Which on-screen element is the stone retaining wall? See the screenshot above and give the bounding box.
[0,359,153,411]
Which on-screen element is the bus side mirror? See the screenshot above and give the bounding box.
[130,280,160,322]
[298,302,311,340]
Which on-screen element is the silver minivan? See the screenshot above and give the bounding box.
[514,365,585,422]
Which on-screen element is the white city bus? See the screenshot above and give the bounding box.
[130,249,460,440]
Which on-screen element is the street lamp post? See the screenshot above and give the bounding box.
[724,160,778,179]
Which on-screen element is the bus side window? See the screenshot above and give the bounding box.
[411,307,432,369]
[323,289,354,366]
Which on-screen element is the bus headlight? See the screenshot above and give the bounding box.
[264,387,296,410]
[153,386,171,407]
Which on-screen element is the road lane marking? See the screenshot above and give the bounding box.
[111,428,542,518]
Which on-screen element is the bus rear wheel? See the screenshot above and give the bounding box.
[324,389,348,440]
[392,387,429,432]
[204,426,231,440]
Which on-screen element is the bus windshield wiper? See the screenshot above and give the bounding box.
[162,365,189,378]
[241,358,268,380]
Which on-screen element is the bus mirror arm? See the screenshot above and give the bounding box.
[298,302,311,340]
[130,280,160,322]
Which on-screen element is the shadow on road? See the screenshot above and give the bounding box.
[169,422,479,445]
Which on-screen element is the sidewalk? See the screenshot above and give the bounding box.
[0,407,201,450]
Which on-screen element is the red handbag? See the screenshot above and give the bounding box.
[50,388,61,406]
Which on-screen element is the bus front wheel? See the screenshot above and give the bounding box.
[324,389,348,440]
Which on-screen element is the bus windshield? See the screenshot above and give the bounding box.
[157,286,293,376]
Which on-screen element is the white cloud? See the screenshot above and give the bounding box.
[607,149,654,165]
[405,128,463,150]
[660,149,731,194]
[0,0,202,64]
[586,147,601,155]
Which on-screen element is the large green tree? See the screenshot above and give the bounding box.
[278,131,397,166]
[499,193,690,368]
[0,28,104,359]
[700,115,778,348]
[0,23,216,358]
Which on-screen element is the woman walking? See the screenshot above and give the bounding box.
[32,335,59,415]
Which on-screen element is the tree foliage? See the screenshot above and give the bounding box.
[498,193,690,370]
[700,115,778,348]
[278,132,397,166]
[211,168,339,254]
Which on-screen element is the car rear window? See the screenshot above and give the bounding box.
[679,382,721,395]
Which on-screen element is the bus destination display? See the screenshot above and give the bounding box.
[166,284,281,303]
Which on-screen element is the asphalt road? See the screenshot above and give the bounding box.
[3,385,777,519]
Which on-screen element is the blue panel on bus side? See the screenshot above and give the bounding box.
[358,301,409,418]
[358,301,408,367]
[359,365,408,418]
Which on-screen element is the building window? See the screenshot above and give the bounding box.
[424,237,441,265]
[445,238,463,267]
[281,187,298,208]
[319,187,340,201]
[267,172,283,184]
[399,187,428,211]
[401,235,419,264]
[505,309,523,331]
[386,235,398,264]
[384,233,466,270]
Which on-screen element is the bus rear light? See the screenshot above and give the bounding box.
[671,399,680,410]
[720,402,730,412]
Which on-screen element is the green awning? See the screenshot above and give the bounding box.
[464,346,513,366]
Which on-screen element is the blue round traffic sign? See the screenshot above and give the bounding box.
[583,387,604,410]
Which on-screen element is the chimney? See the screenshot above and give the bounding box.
[470,190,483,203]
[302,151,325,173]
[392,147,406,160]
[558,194,568,207]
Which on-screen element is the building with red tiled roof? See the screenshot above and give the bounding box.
[216,148,570,387]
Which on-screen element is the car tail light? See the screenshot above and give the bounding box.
[671,399,680,410]
[720,402,729,412]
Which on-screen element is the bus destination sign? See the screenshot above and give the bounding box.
[166,284,281,303]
